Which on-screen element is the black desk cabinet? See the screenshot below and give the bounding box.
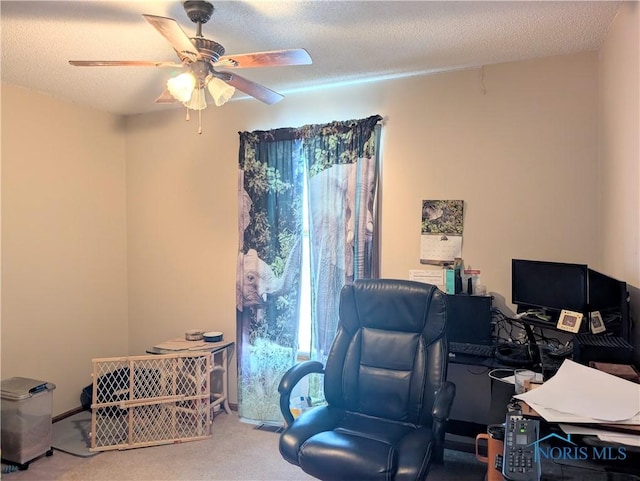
[446,359,514,438]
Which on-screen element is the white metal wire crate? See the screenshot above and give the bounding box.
[90,352,212,451]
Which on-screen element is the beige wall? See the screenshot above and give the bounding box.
[599,0,639,284]
[2,40,636,415]
[1,84,129,414]
[598,1,640,360]
[380,54,600,302]
[125,52,601,405]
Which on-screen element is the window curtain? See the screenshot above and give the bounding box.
[236,115,382,423]
[301,115,382,364]
[236,128,305,423]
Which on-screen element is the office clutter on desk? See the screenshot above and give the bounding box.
[589,362,640,383]
[511,259,632,341]
[514,360,640,452]
[491,299,635,380]
[489,370,544,387]
[463,267,483,295]
[573,333,634,365]
[545,343,573,358]
[515,359,640,423]
[495,343,536,368]
[558,423,640,448]
[514,369,536,394]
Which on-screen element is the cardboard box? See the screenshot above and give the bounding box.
[589,362,640,384]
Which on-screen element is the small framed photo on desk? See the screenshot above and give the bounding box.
[589,311,606,334]
[556,309,583,333]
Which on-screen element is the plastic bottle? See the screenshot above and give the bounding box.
[290,396,307,418]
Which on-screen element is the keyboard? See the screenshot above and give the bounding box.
[449,342,495,358]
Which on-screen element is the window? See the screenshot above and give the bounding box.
[298,176,311,356]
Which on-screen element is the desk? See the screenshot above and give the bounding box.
[453,356,640,480]
[513,400,640,480]
[446,357,517,438]
[473,398,640,481]
[147,339,235,415]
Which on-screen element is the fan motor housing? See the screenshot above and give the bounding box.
[191,60,212,87]
[192,37,225,63]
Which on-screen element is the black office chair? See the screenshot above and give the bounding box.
[278,278,456,481]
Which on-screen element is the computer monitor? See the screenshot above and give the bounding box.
[511,259,588,314]
[588,269,630,341]
[588,269,626,310]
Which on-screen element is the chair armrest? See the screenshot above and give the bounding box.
[278,360,324,427]
[432,381,456,422]
[431,381,456,464]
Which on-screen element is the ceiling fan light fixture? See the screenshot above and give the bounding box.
[184,87,207,111]
[207,76,235,106]
[167,72,197,103]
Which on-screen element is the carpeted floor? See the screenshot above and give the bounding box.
[2,412,487,481]
[4,413,636,481]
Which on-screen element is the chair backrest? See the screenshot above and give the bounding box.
[323,278,448,426]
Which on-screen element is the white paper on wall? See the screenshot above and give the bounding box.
[409,269,445,291]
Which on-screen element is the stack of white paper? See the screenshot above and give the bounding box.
[516,359,640,422]
[514,360,640,445]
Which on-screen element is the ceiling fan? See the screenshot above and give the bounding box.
[69,0,312,112]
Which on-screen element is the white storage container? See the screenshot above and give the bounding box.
[1,377,56,468]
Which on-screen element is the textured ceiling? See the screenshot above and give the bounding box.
[1,1,621,116]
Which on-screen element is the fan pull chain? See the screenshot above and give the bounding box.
[183,107,203,134]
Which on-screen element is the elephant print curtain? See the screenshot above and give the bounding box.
[301,115,382,364]
[237,115,382,423]
[237,129,305,423]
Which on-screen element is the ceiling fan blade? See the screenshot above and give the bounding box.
[155,89,179,104]
[142,14,200,62]
[69,60,183,68]
[215,49,312,69]
[223,72,284,105]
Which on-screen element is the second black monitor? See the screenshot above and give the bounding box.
[512,259,588,313]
